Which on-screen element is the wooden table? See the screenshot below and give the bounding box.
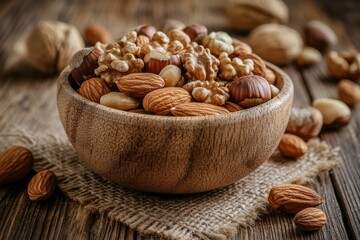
[0,0,359,239]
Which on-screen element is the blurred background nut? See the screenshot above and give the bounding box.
[136,24,157,38]
[83,24,111,46]
[326,51,360,80]
[183,24,208,43]
[159,19,186,34]
[247,23,303,65]
[100,92,140,110]
[304,20,338,53]
[296,47,322,68]
[337,79,360,106]
[26,21,84,73]
[313,98,351,129]
[225,0,288,31]
[286,107,323,141]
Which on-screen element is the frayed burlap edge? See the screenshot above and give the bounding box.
[0,130,341,240]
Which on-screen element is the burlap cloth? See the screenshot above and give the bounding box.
[0,131,341,240]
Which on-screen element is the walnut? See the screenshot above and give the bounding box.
[168,40,184,54]
[218,52,254,80]
[326,50,360,80]
[140,31,169,57]
[203,31,234,56]
[182,45,220,81]
[183,80,229,105]
[94,42,144,85]
[118,31,141,56]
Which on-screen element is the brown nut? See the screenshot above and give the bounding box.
[78,77,111,103]
[278,133,308,158]
[159,65,182,87]
[28,170,57,201]
[183,24,208,43]
[304,20,338,53]
[227,75,271,108]
[100,92,140,110]
[337,79,360,106]
[296,47,322,68]
[294,208,327,231]
[286,106,323,141]
[170,102,230,116]
[223,101,243,112]
[268,184,323,214]
[136,24,157,38]
[0,146,34,185]
[83,24,111,46]
[145,50,181,74]
[326,51,360,80]
[313,98,351,129]
[160,19,186,34]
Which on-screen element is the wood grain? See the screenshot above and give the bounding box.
[0,0,359,239]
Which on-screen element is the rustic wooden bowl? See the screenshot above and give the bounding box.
[57,63,293,194]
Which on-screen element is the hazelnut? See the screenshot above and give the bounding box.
[78,78,111,103]
[145,50,181,74]
[313,98,351,129]
[304,20,338,53]
[337,79,360,106]
[227,75,271,108]
[83,24,111,46]
[296,47,322,68]
[100,92,140,110]
[326,51,360,80]
[159,65,182,87]
[183,24,208,43]
[160,19,186,34]
[136,24,157,38]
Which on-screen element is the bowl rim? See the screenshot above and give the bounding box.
[57,62,293,127]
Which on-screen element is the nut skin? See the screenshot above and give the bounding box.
[268,184,323,214]
[337,79,360,106]
[304,20,338,53]
[136,24,157,38]
[28,170,57,201]
[0,146,34,185]
[78,78,111,103]
[313,98,351,129]
[146,52,181,74]
[294,208,327,231]
[227,75,271,108]
[83,24,111,46]
[183,24,208,43]
[170,102,230,116]
[278,133,308,158]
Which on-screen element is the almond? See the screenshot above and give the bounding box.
[170,102,230,116]
[116,73,165,98]
[83,24,111,46]
[0,146,34,184]
[294,207,327,231]
[78,77,111,103]
[278,133,308,158]
[223,101,243,112]
[268,184,323,214]
[28,170,57,201]
[143,87,191,115]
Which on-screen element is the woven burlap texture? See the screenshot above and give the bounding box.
[0,132,341,240]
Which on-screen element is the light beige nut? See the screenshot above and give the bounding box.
[264,68,276,85]
[313,98,351,129]
[167,29,191,49]
[183,80,230,106]
[70,47,102,86]
[296,47,322,68]
[294,208,327,231]
[182,45,220,81]
[167,40,184,54]
[304,20,338,53]
[170,102,230,116]
[227,75,271,108]
[223,101,243,112]
[28,170,57,201]
[116,73,165,98]
[183,24,208,43]
[145,50,181,74]
[151,31,170,45]
[100,92,140,110]
[135,35,150,48]
[26,21,84,73]
[268,184,323,214]
[143,87,191,115]
[135,24,157,38]
[203,31,234,56]
[326,51,360,80]
[159,19,186,34]
[83,24,111,46]
[337,79,360,106]
[286,107,323,140]
[247,23,303,65]
[218,52,254,80]
[78,78,111,103]
[270,84,280,98]
[230,38,252,58]
[0,146,34,185]
[159,65,182,87]
[278,133,308,158]
[225,0,288,31]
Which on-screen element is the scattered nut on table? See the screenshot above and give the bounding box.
[278,133,308,158]
[326,50,360,80]
[296,47,322,68]
[313,98,351,129]
[304,20,338,53]
[294,207,327,231]
[28,170,57,201]
[337,79,360,106]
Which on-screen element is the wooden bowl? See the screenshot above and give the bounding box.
[57,63,293,194]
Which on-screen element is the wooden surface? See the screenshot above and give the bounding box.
[0,0,359,239]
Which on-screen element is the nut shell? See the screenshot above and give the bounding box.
[28,170,57,201]
[294,208,327,231]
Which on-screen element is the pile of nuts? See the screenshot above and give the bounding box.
[70,24,280,116]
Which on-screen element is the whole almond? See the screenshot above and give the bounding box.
[0,146,34,184]
[28,170,57,201]
[337,79,360,106]
[143,87,191,115]
[223,101,243,112]
[116,73,165,98]
[294,207,327,231]
[268,184,323,214]
[278,133,308,158]
[170,102,230,116]
[83,24,111,46]
[78,77,111,103]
